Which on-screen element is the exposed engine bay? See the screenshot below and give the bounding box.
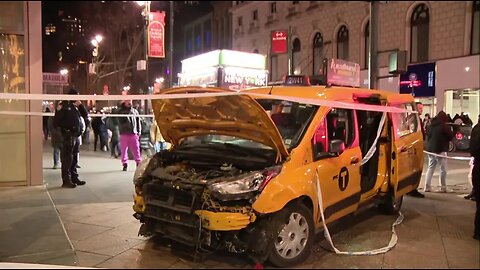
[133,144,281,262]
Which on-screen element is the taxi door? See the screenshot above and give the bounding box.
[312,108,362,224]
[388,102,424,197]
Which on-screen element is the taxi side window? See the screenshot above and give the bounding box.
[312,108,355,161]
[391,103,419,138]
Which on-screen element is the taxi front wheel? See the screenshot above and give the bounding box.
[268,203,314,267]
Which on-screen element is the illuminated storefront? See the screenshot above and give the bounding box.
[437,55,480,120]
[0,2,43,186]
[178,49,268,90]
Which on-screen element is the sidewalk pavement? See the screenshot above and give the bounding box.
[0,144,479,268]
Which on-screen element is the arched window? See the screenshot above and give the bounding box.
[472,1,480,54]
[410,4,429,62]
[364,21,370,69]
[312,32,323,75]
[337,25,349,60]
[292,38,301,74]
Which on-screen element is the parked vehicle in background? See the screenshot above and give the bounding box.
[447,123,472,152]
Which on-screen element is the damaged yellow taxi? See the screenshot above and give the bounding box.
[132,85,423,267]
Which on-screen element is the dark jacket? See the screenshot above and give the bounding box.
[117,104,141,135]
[48,116,62,148]
[470,123,480,159]
[426,112,454,153]
[106,116,120,142]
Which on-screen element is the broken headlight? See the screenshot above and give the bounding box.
[208,166,281,201]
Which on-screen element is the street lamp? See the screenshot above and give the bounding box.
[60,69,68,75]
[91,34,103,95]
[137,1,151,113]
[155,77,164,84]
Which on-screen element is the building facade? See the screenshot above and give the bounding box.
[183,13,213,58]
[230,1,480,118]
[0,1,43,186]
[212,1,233,50]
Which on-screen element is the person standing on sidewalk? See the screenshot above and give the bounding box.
[465,114,480,201]
[468,115,480,240]
[54,89,87,188]
[48,101,62,169]
[106,110,121,158]
[408,102,426,198]
[424,111,454,193]
[118,100,142,171]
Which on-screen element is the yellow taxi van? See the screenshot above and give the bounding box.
[132,82,424,267]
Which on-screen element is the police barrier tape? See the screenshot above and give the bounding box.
[0,91,417,115]
[423,150,472,161]
[315,171,404,256]
[0,90,444,258]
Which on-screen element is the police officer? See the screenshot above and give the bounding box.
[54,88,88,188]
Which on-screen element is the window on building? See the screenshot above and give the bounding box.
[253,10,258,21]
[194,24,201,52]
[186,28,193,56]
[312,32,323,75]
[238,16,243,27]
[271,2,277,14]
[203,19,212,51]
[337,25,349,60]
[365,21,370,69]
[410,4,429,63]
[270,55,278,81]
[292,38,301,74]
[472,1,480,54]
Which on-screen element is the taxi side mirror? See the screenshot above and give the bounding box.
[329,139,345,154]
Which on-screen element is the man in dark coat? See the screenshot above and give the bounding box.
[469,114,480,240]
[423,111,454,193]
[54,88,88,188]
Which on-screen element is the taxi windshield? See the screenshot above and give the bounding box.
[256,99,318,150]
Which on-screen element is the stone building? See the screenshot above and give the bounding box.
[230,1,479,117]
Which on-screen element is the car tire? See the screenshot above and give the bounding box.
[379,189,403,215]
[267,203,314,268]
[448,141,455,152]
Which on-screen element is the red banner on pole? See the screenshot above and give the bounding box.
[271,30,288,54]
[148,11,165,58]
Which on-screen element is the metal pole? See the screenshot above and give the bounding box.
[368,1,379,89]
[144,2,150,113]
[169,1,174,88]
[288,25,292,76]
[96,44,99,96]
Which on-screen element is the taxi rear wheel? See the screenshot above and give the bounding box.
[268,203,314,267]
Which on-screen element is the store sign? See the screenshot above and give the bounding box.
[222,67,268,91]
[178,68,218,87]
[399,62,435,97]
[148,12,165,58]
[271,30,288,54]
[43,73,68,85]
[326,58,360,87]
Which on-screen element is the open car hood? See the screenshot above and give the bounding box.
[151,87,289,160]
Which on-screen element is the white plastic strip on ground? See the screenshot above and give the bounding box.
[315,171,404,256]
[423,151,472,161]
